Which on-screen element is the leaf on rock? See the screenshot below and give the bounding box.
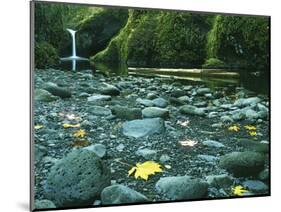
[34,125,44,130]
[128,161,163,180]
[228,125,240,132]
[63,123,81,128]
[73,129,86,138]
[249,131,257,136]
[232,185,249,196]
[244,125,257,131]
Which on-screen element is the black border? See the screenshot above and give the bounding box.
[30,1,271,211]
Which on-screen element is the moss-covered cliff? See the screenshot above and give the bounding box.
[206,15,269,69]
[92,10,214,68]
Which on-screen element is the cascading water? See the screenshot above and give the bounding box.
[61,28,88,71]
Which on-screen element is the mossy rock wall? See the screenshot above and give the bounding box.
[207,15,269,69]
[92,10,213,68]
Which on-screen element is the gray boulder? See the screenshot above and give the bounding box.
[136,98,154,107]
[197,88,211,95]
[155,176,208,200]
[90,106,112,116]
[219,151,265,177]
[244,108,259,119]
[205,174,233,188]
[101,185,148,205]
[35,199,56,209]
[44,149,110,207]
[152,97,168,108]
[111,105,142,120]
[234,97,261,107]
[43,82,71,98]
[179,105,205,116]
[100,84,120,96]
[142,107,169,119]
[87,94,111,103]
[35,89,58,102]
[242,180,268,193]
[122,118,165,138]
[83,144,106,158]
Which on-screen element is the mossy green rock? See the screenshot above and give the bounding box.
[35,42,59,69]
[43,82,71,98]
[44,149,110,207]
[35,89,58,102]
[35,199,56,209]
[219,151,265,177]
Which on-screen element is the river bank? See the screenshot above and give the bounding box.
[33,68,269,209]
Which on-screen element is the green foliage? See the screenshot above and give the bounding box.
[202,58,226,69]
[207,15,269,69]
[35,42,59,69]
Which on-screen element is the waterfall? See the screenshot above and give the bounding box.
[60,28,88,71]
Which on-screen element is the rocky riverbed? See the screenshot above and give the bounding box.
[33,68,269,209]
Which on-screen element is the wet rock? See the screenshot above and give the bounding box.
[111,105,142,120]
[89,106,112,116]
[169,97,185,106]
[179,105,205,116]
[122,118,165,138]
[101,184,148,205]
[116,144,125,152]
[44,149,110,207]
[146,92,158,100]
[171,89,185,97]
[142,107,169,119]
[197,88,211,95]
[236,139,269,153]
[242,180,268,193]
[35,89,58,102]
[87,94,111,103]
[244,108,259,119]
[206,174,233,188]
[83,144,106,158]
[152,97,168,108]
[219,151,265,177]
[136,148,157,160]
[178,96,191,103]
[136,98,154,107]
[43,82,71,98]
[202,140,225,148]
[234,97,261,107]
[100,84,120,96]
[155,176,208,200]
[35,199,56,209]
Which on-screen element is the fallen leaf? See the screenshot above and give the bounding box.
[244,125,257,131]
[73,129,86,138]
[228,125,240,132]
[63,123,81,128]
[71,140,90,147]
[128,161,163,180]
[34,125,44,130]
[179,139,198,147]
[232,185,249,196]
[249,131,257,136]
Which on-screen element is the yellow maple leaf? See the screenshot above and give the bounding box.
[73,129,86,138]
[228,125,240,132]
[128,161,163,180]
[232,185,249,196]
[249,131,257,136]
[63,123,81,128]
[244,125,257,131]
[34,125,44,130]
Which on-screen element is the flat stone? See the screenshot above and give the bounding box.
[142,107,169,119]
[242,180,268,193]
[83,144,106,158]
[101,185,148,204]
[122,118,165,138]
[202,140,225,148]
[136,148,157,160]
[111,105,142,120]
[87,94,111,102]
[179,105,205,116]
[152,97,168,108]
[136,98,154,107]
[155,176,208,200]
